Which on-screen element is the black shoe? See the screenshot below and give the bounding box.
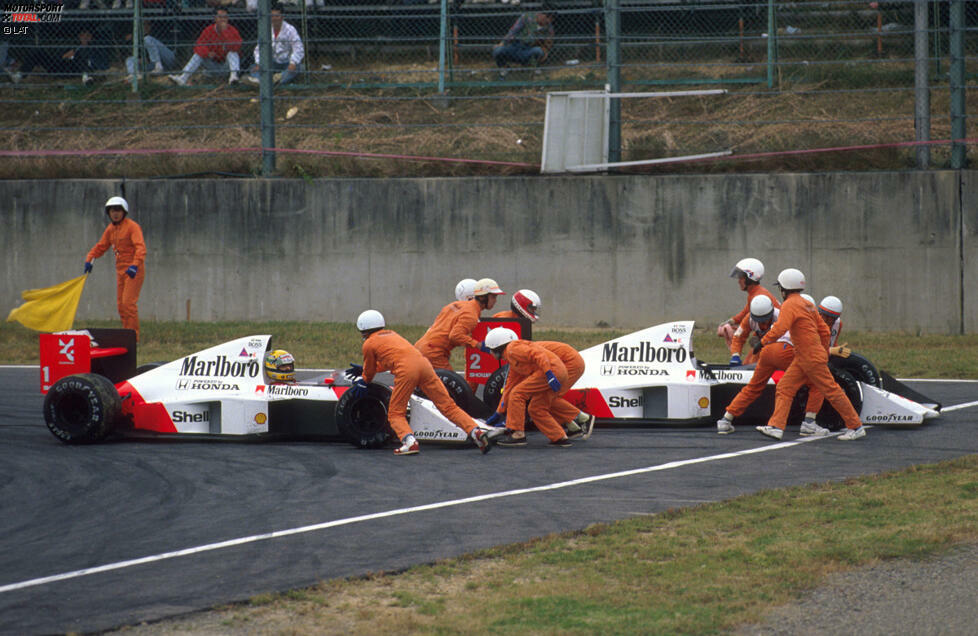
[580,414,596,440]
[549,437,572,448]
[497,432,527,447]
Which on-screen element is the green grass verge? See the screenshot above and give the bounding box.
[125,456,978,635]
[4,320,978,378]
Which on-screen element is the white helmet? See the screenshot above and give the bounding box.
[800,293,815,306]
[104,196,129,214]
[819,295,843,317]
[484,327,518,350]
[749,295,774,323]
[454,278,477,302]
[776,268,806,291]
[730,258,764,283]
[356,309,385,331]
[474,277,505,296]
[511,289,541,322]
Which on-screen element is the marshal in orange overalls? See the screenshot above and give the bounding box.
[86,216,147,340]
[363,328,479,441]
[415,299,482,371]
[761,294,861,431]
[496,340,568,442]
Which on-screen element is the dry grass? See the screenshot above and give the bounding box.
[2,53,976,179]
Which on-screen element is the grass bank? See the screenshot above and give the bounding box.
[3,320,978,378]
[110,455,978,635]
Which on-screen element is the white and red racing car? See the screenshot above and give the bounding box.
[41,331,492,448]
[479,321,940,429]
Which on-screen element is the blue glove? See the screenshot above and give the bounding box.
[545,370,561,392]
[349,378,368,399]
[83,261,93,274]
[729,354,741,366]
[125,265,138,279]
[344,363,363,378]
[479,341,491,353]
[485,412,505,428]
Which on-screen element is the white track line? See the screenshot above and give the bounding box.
[942,400,978,412]
[0,436,828,595]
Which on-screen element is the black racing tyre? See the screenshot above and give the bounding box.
[482,366,509,413]
[43,373,121,444]
[134,362,166,376]
[830,352,882,388]
[335,382,394,449]
[415,369,489,418]
[789,367,863,431]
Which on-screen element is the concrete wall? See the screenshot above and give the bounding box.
[1,172,973,333]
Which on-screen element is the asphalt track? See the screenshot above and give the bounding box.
[0,366,976,635]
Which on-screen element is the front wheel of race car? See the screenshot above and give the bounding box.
[482,366,509,414]
[43,373,121,444]
[335,382,394,449]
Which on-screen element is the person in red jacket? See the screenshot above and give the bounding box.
[84,196,147,341]
[718,257,780,354]
[168,8,242,86]
[482,328,572,447]
[349,310,489,456]
[416,277,505,389]
[756,269,865,441]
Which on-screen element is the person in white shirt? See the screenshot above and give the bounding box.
[246,4,304,86]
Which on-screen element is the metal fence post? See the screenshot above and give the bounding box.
[438,0,448,94]
[949,0,966,169]
[130,1,142,93]
[766,0,776,89]
[259,0,276,176]
[606,0,621,165]
[914,0,929,169]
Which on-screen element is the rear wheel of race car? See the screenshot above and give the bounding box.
[788,367,863,431]
[335,382,394,449]
[482,366,509,413]
[43,373,121,444]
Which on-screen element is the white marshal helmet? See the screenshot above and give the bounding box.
[356,309,385,331]
[818,295,843,317]
[474,277,505,296]
[749,295,775,323]
[484,327,518,350]
[104,196,129,214]
[454,278,477,302]
[512,289,541,322]
[776,268,806,291]
[800,293,815,305]
[730,257,764,283]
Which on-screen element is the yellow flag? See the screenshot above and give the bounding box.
[6,274,88,332]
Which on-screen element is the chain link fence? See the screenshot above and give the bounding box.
[1,0,976,176]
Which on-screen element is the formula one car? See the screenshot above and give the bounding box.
[478,321,941,430]
[41,331,491,448]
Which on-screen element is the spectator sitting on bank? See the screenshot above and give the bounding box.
[7,28,108,85]
[492,11,553,72]
[168,8,242,86]
[124,21,177,83]
[246,4,304,86]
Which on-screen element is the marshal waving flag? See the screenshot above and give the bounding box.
[6,274,87,332]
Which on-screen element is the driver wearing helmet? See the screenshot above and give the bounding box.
[719,258,780,352]
[482,328,572,448]
[416,277,506,389]
[264,349,296,384]
[492,289,541,323]
[84,196,148,341]
[349,309,489,456]
[757,269,866,441]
